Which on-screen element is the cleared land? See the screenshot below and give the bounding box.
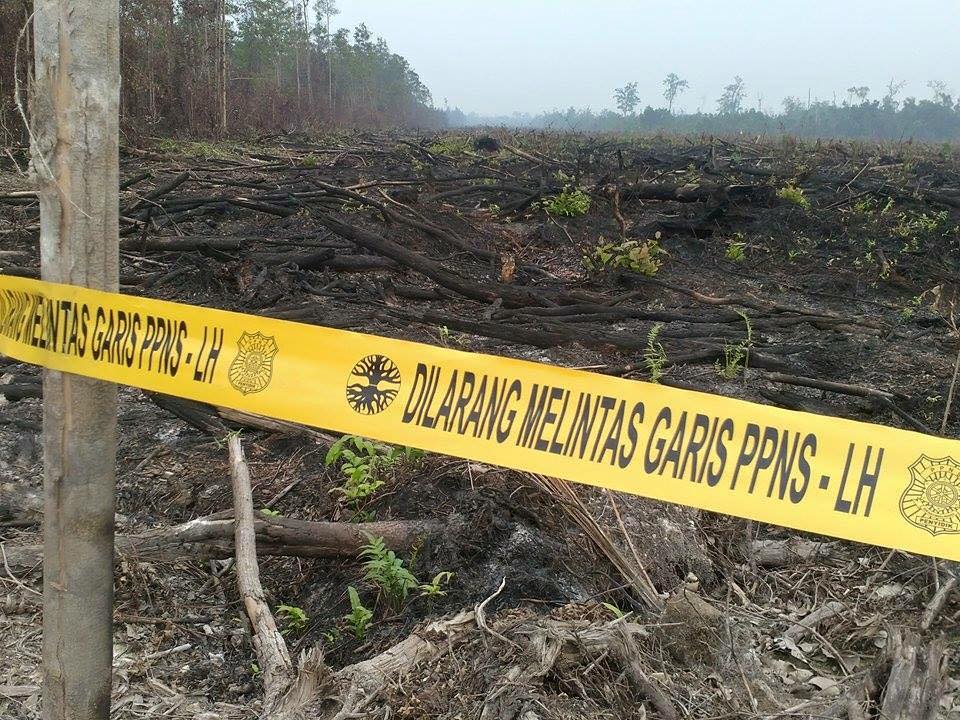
[1,131,959,719]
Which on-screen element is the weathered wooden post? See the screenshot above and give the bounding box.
[31,0,120,717]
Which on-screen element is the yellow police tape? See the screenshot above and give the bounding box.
[1,275,958,561]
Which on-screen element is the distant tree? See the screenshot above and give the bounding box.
[782,96,804,114]
[662,73,689,114]
[235,0,296,84]
[928,80,953,107]
[717,76,746,114]
[615,82,640,116]
[882,79,907,110]
[846,86,870,105]
[314,0,339,110]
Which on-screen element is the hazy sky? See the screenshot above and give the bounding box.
[333,1,957,115]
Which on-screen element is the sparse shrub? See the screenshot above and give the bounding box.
[276,604,309,635]
[851,196,894,218]
[715,311,753,380]
[343,586,373,640]
[725,240,746,262]
[154,138,234,159]
[893,210,952,247]
[584,235,665,276]
[418,571,454,598]
[602,602,627,620]
[326,436,424,519]
[900,295,923,322]
[360,535,419,608]
[541,187,591,217]
[776,183,810,210]
[428,136,473,156]
[643,323,667,383]
[436,325,467,347]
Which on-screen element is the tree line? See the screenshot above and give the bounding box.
[448,75,960,142]
[0,0,441,142]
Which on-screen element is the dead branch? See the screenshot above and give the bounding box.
[229,434,296,714]
[878,629,947,720]
[2,514,438,571]
[750,538,838,567]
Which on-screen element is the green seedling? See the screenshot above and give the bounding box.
[276,604,309,635]
[715,311,753,380]
[419,571,454,598]
[360,535,419,608]
[644,323,667,384]
[343,586,373,640]
[725,240,746,262]
[584,235,664,276]
[776,183,810,210]
[540,187,591,217]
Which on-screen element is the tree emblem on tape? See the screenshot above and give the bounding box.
[346,354,401,415]
[900,455,960,535]
[228,332,279,395]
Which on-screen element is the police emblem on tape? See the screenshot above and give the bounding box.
[228,332,278,395]
[900,455,960,535]
[346,354,400,415]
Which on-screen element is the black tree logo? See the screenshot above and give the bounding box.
[346,354,401,415]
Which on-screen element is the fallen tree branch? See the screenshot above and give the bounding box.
[2,514,438,571]
[229,435,296,715]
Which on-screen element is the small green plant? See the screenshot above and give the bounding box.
[320,627,341,645]
[776,183,810,210]
[715,311,754,380]
[725,239,746,262]
[276,604,309,635]
[436,325,467,347]
[361,535,419,608]
[301,153,320,167]
[900,294,923,321]
[326,436,424,517]
[428,136,473,156]
[643,323,667,384]
[341,201,377,215]
[541,186,591,217]
[584,235,665,276]
[154,138,235,159]
[893,211,952,251]
[259,507,280,517]
[418,571,454,598]
[343,586,373,640]
[602,602,627,620]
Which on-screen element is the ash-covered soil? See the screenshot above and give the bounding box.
[1,131,959,719]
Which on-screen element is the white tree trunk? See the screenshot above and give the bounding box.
[31,0,120,717]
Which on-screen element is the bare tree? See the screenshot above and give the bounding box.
[928,80,953,107]
[847,85,870,105]
[614,82,639,116]
[882,78,907,111]
[30,0,120,717]
[315,0,339,113]
[717,76,746,114]
[217,0,228,134]
[662,73,689,114]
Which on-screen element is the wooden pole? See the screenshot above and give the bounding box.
[31,0,120,717]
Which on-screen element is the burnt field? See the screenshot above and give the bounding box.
[1,131,960,719]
